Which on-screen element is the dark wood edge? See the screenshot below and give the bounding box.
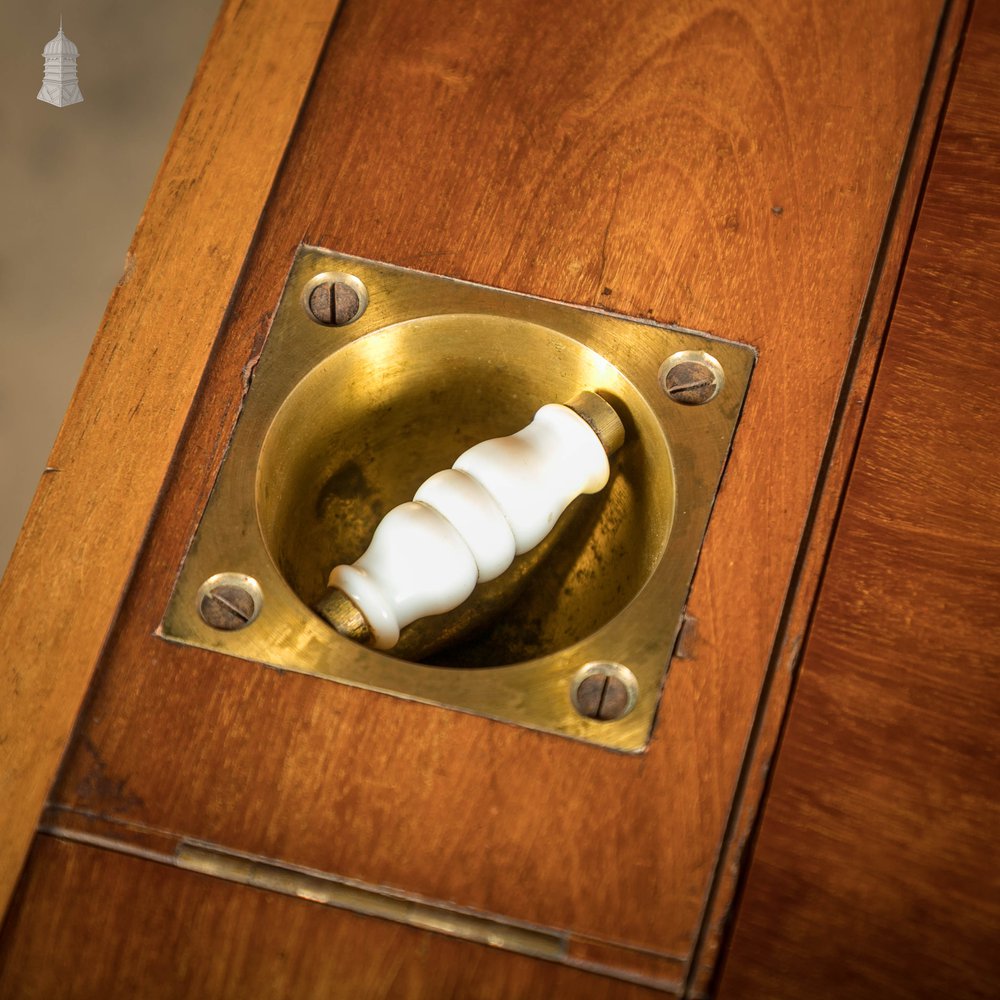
[715,0,1000,989]
[687,0,972,993]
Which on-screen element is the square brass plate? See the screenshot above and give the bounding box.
[159,246,754,751]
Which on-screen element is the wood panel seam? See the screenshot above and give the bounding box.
[36,822,687,994]
[685,0,969,993]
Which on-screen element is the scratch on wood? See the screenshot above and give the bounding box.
[241,311,273,396]
[117,251,137,289]
[675,613,699,660]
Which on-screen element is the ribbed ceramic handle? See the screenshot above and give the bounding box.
[323,392,623,650]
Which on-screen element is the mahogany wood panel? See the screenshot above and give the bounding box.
[0,836,663,1000]
[0,0,342,913]
[23,0,952,991]
[687,4,970,987]
[719,2,1000,996]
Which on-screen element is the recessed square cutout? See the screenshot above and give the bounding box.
[159,246,754,750]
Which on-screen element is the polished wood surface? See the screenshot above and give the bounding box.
[0,837,663,1000]
[719,2,1000,996]
[0,0,342,913]
[35,0,951,987]
[0,0,970,993]
[688,5,970,986]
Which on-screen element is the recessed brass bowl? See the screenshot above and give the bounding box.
[159,246,755,751]
[256,316,673,667]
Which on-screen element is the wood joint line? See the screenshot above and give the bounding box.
[37,820,686,993]
[174,840,565,961]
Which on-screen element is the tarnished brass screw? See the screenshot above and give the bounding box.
[199,582,257,630]
[307,280,363,326]
[659,353,723,405]
[572,663,638,721]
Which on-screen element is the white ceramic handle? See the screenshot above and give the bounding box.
[326,394,621,650]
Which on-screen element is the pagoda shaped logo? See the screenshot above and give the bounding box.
[37,18,83,108]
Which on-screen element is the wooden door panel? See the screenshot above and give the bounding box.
[43,0,949,969]
[0,837,664,1000]
[718,1,1000,996]
[0,0,970,993]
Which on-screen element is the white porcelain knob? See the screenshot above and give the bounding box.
[414,469,515,581]
[322,392,623,650]
[329,502,478,651]
[453,402,610,554]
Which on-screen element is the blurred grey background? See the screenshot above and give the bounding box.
[0,1,219,576]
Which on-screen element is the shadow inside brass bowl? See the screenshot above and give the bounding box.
[255,314,674,666]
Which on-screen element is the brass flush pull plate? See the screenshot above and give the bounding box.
[159,246,755,751]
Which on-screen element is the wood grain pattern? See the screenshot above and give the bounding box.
[11,0,953,990]
[0,0,342,915]
[719,2,1000,996]
[687,2,971,989]
[0,836,663,1000]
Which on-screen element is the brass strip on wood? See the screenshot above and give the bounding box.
[38,821,565,963]
[39,816,687,987]
[175,841,566,961]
